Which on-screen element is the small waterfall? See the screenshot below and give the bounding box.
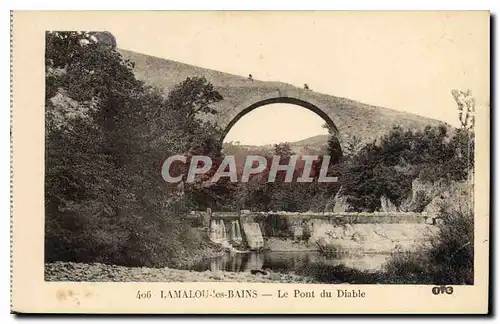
[230,220,243,244]
[235,221,242,241]
[210,219,228,243]
[210,220,218,242]
[210,219,245,250]
[220,220,227,240]
[230,221,236,241]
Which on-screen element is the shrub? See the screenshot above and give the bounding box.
[338,126,473,212]
[295,264,381,284]
[413,190,433,212]
[381,200,473,284]
[45,32,223,268]
[428,205,474,284]
[382,251,433,284]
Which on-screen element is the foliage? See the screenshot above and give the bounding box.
[45,31,223,267]
[451,89,475,131]
[219,140,340,212]
[429,204,474,284]
[382,203,474,285]
[340,135,363,159]
[337,125,474,212]
[273,142,293,157]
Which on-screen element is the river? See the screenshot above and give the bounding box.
[189,251,391,274]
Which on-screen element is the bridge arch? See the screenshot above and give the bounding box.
[220,88,340,142]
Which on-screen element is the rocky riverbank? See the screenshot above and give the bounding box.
[265,237,316,252]
[309,223,438,254]
[45,261,314,283]
[263,223,438,255]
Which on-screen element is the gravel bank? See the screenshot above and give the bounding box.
[265,238,316,252]
[45,261,314,283]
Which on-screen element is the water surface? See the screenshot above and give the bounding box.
[190,251,390,273]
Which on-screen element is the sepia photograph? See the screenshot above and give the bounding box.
[11,10,490,314]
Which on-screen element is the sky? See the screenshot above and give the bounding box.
[223,104,330,145]
[105,11,489,144]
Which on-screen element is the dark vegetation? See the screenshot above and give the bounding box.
[45,32,475,284]
[45,32,224,267]
[209,140,341,212]
[220,123,473,214]
[339,124,474,212]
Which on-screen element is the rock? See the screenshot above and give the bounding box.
[351,232,366,243]
[333,194,350,213]
[380,195,398,212]
[292,226,304,239]
[424,195,445,215]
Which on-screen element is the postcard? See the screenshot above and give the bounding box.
[11,11,490,314]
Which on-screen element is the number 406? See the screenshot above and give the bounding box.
[136,290,152,299]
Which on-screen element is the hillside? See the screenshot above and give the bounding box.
[222,135,328,155]
[118,49,450,145]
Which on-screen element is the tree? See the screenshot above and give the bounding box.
[274,142,293,157]
[451,89,475,183]
[326,135,343,164]
[338,125,472,212]
[45,31,224,267]
[451,89,475,131]
[341,136,363,160]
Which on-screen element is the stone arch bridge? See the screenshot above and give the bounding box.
[217,88,340,141]
[119,48,446,146]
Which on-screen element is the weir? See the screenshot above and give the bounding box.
[209,220,227,244]
[209,219,244,246]
[230,220,243,245]
[196,209,440,251]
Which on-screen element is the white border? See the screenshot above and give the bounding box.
[3,1,497,323]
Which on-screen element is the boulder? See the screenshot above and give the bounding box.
[292,225,304,240]
[435,218,445,226]
[424,195,445,215]
[380,195,398,212]
[333,195,350,213]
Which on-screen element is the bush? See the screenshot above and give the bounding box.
[338,126,474,212]
[44,32,223,268]
[381,201,473,285]
[295,264,381,284]
[382,251,433,284]
[428,205,474,284]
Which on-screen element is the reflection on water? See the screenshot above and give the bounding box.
[191,251,390,273]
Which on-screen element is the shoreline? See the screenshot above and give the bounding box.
[45,261,314,283]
